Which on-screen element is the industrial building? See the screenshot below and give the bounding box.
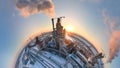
[15,17,104,68]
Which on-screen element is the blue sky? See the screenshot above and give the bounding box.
[0,0,120,68]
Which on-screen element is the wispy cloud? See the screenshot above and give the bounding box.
[102,10,109,24]
[16,0,55,18]
[102,9,120,63]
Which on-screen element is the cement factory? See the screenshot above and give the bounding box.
[15,17,104,68]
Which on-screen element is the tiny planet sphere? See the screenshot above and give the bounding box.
[15,17,104,68]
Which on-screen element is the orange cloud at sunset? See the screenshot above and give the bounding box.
[102,9,120,63]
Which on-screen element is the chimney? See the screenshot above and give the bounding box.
[51,18,55,31]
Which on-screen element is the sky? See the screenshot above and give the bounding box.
[0,0,120,68]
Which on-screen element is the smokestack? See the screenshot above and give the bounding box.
[16,0,55,17]
[51,18,55,31]
[57,16,65,23]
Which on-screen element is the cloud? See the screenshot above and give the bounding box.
[102,10,109,24]
[108,30,120,62]
[16,0,55,18]
[102,10,120,63]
